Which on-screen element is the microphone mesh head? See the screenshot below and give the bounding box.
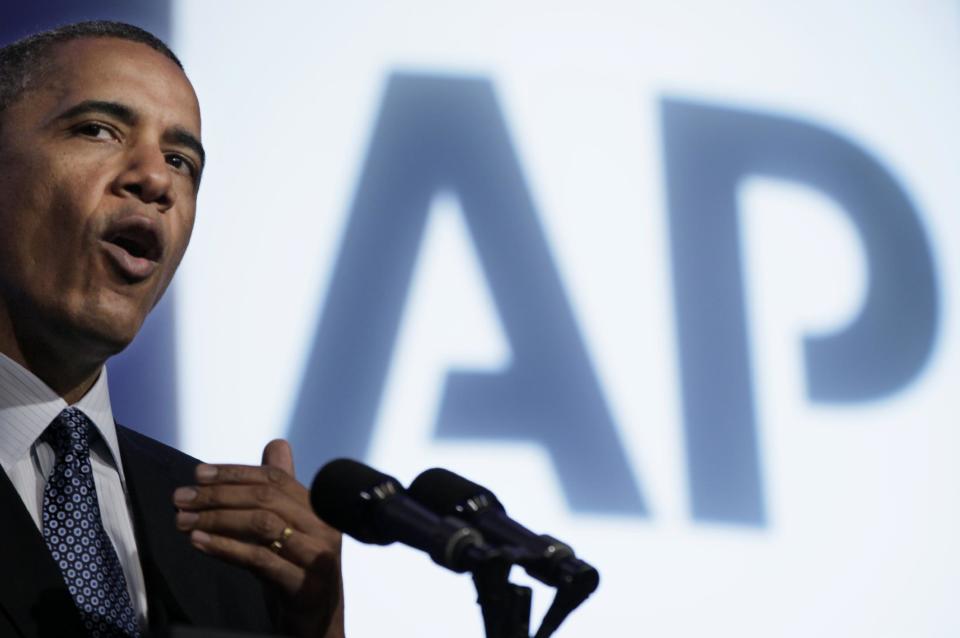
[310,458,398,544]
[408,467,503,516]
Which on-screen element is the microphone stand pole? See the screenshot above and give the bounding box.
[473,554,532,638]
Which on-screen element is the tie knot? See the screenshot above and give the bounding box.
[42,407,93,459]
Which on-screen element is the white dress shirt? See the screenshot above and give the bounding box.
[0,353,149,623]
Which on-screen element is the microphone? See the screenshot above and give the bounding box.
[310,459,499,573]
[408,468,599,595]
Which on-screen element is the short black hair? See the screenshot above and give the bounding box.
[0,20,182,117]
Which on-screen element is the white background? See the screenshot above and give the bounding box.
[173,2,960,636]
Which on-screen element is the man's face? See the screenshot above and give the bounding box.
[0,37,202,357]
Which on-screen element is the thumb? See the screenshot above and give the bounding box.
[261,438,296,476]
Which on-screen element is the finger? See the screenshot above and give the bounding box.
[173,483,337,540]
[189,529,304,597]
[262,438,295,476]
[190,529,343,635]
[194,463,299,490]
[173,483,310,525]
[176,508,289,543]
[175,482,290,509]
[177,508,338,563]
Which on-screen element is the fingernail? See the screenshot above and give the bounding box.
[173,487,197,503]
[191,529,211,549]
[196,464,217,480]
[176,511,199,529]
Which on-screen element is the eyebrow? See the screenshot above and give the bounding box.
[54,100,136,126]
[166,127,206,171]
[53,99,206,170]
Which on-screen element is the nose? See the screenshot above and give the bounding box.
[112,140,175,209]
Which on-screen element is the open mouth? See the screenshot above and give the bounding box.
[104,224,162,262]
[100,215,165,281]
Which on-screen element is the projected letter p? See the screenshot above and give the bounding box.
[662,98,938,525]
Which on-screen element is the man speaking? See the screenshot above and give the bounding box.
[0,21,344,638]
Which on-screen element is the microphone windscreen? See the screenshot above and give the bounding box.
[408,467,504,515]
[310,458,397,544]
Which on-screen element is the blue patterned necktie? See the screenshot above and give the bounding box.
[41,407,141,638]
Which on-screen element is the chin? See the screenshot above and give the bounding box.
[96,310,149,352]
[91,320,143,355]
[66,294,153,358]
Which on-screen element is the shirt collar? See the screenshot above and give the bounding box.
[0,352,123,477]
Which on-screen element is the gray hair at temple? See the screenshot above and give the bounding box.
[0,20,182,122]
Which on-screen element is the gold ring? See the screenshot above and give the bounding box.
[269,526,294,553]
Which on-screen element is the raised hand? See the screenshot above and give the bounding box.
[173,439,345,638]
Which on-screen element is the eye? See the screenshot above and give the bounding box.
[166,153,197,178]
[75,122,117,140]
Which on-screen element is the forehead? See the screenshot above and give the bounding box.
[34,37,200,135]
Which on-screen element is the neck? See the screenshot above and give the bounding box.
[0,300,106,405]
[15,350,100,405]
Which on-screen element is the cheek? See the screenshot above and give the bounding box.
[51,154,108,211]
[6,154,102,237]
[0,144,111,302]
[31,183,96,262]
[0,172,56,276]
[13,184,110,307]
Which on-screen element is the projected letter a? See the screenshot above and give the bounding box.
[288,73,645,514]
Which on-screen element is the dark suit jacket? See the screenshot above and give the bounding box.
[0,425,278,637]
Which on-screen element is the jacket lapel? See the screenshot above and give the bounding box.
[0,468,86,637]
[116,427,222,630]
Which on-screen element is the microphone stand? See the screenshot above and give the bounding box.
[472,548,596,638]
[533,581,593,638]
[473,552,532,638]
